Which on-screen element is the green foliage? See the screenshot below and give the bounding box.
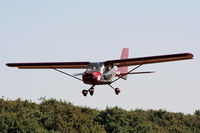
[0,98,200,133]
[195,110,200,116]
[95,107,153,133]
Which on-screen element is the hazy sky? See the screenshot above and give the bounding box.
[0,0,199,114]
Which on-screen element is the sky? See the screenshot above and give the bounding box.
[0,0,200,114]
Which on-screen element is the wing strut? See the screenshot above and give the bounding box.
[112,63,144,83]
[51,67,83,81]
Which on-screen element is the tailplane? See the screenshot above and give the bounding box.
[118,48,129,80]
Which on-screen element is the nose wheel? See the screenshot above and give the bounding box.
[82,86,95,96]
[88,87,94,96]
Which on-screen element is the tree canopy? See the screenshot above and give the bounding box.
[0,98,199,133]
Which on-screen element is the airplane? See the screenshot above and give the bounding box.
[6,48,193,96]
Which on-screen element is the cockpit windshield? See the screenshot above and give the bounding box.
[86,62,104,73]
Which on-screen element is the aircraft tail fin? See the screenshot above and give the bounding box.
[118,48,129,80]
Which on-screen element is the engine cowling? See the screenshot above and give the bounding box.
[82,72,102,84]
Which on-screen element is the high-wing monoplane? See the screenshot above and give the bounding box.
[6,48,193,96]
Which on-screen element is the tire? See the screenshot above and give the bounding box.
[115,88,121,95]
[82,90,88,96]
[89,88,94,96]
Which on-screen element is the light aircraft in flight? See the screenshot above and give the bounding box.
[6,48,193,96]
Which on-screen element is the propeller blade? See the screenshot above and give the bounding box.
[73,73,85,76]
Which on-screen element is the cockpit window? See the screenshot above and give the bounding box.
[87,63,104,72]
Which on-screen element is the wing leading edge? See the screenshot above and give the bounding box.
[6,62,90,69]
[105,53,193,67]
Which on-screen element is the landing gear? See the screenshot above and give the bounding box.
[82,90,88,96]
[89,87,94,96]
[82,84,121,96]
[108,84,121,95]
[82,86,95,96]
[114,88,121,95]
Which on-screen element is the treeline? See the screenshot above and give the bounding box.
[0,98,200,133]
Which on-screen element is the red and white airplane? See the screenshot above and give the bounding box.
[6,48,193,96]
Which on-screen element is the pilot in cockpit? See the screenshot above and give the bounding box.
[103,65,113,80]
[93,66,97,71]
[104,65,112,73]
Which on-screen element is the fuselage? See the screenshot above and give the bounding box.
[82,62,117,85]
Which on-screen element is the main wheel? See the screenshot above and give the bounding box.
[89,88,94,96]
[82,90,88,96]
[115,88,121,95]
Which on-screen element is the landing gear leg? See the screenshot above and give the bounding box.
[89,85,95,96]
[108,84,121,95]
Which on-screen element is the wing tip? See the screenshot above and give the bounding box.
[188,53,194,58]
[184,53,194,59]
[6,63,13,67]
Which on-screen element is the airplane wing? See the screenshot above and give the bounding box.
[6,53,193,69]
[105,53,193,67]
[6,62,90,69]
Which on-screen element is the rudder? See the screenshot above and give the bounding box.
[118,48,129,80]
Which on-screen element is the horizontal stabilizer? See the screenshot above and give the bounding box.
[118,71,154,79]
[128,71,155,74]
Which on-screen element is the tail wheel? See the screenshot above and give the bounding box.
[89,88,94,96]
[115,88,121,95]
[82,90,88,96]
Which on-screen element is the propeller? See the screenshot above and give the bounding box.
[73,73,85,76]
